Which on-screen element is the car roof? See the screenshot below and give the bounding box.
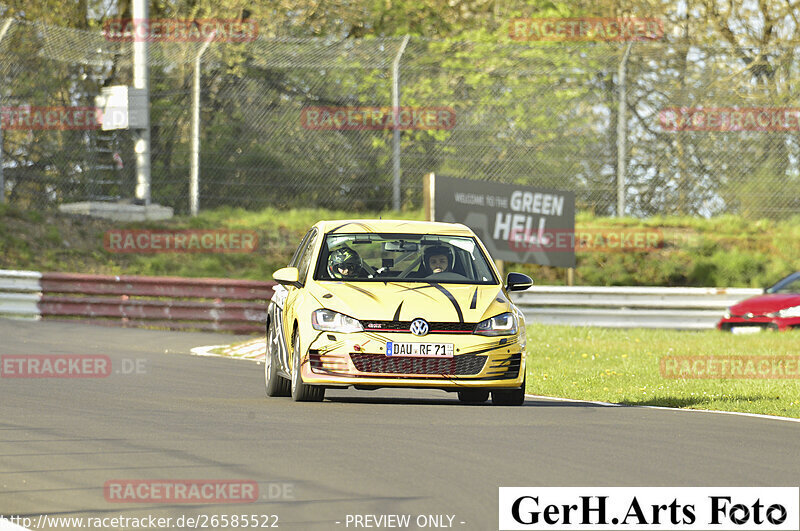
[315,219,476,237]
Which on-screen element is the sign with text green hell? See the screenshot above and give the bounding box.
[433,175,576,268]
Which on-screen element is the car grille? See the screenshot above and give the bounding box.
[349,353,486,375]
[360,320,476,333]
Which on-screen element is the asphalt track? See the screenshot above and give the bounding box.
[1,319,799,531]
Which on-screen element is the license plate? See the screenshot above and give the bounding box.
[386,342,454,358]
[731,327,763,334]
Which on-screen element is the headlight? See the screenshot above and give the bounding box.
[723,308,731,319]
[474,312,517,336]
[311,309,363,333]
[777,305,800,318]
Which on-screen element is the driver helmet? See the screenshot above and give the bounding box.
[327,246,362,279]
[423,245,454,274]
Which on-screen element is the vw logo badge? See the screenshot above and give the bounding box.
[410,318,429,337]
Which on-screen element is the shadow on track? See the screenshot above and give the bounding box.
[323,393,619,408]
[619,394,775,408]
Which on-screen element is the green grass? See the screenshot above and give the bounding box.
[524,324,800,418]
[1,204,799,287]
[0,205,423,279]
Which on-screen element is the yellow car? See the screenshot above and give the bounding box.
[264,220,532,405]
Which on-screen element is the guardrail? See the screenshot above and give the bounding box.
[0,270,42,319]
[510,286,763,329]
[1,269,763,331]
[0,270,274,333]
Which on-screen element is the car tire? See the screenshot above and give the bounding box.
[264,323,290,397]
[457,389,489,404]
[291,332,325,402]
[491,373,526,406]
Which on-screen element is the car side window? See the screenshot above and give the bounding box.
[289,230,313,268]
[776,279,800,294]
[296,229,318,285]
[768,273,800,294]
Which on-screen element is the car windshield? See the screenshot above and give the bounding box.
[766,272,800,294]
[314,233,498,284]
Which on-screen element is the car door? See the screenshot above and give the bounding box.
[281,228,318,371]
[270,229,313,370]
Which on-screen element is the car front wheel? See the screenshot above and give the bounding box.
[291,332,325,402]
[491,373,526,406]
[457,389,489,404]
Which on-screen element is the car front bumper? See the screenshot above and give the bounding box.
[300,331,526,389]
[717,316,800,332]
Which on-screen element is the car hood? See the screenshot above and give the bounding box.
[730,294,800,315]
[308,281,512,323]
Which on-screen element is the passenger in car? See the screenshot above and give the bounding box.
[427,249,451,274]
[408,245,454,278]
[327,246,367,279]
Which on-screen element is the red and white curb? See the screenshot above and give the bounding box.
[191,337,266,361]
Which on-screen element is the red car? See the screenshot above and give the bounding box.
[718,272,800,333]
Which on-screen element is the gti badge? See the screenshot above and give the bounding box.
[410,318,429,337]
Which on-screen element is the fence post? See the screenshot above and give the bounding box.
[190,32,216,217]
[391,34,410,211]
[616,42,633,217]
[132,0,151,205]
[0,17,15,204]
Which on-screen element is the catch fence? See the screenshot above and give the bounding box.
[1,19,799,218]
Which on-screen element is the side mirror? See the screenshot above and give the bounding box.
[506,272,533,292]
[273,267,300,286]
